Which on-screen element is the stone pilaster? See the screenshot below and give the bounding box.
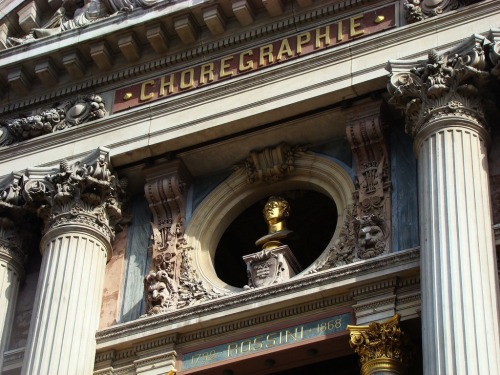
[0,217,24,372]
[20,148,125,375]
[347,314,407,375]
[387,35,500,375]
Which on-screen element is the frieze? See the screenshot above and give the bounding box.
[113,5,396,112]
[180,312,352,371]
[0,95,106,147]
[95,248,420,344]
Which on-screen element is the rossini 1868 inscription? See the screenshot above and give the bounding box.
[113,4,395,112]
[181,312,352,371]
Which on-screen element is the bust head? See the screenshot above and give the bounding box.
[263,196,290,226]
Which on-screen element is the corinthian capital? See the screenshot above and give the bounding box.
[4,148,127,252]
[387,34,492,139]
[347,314,408,375]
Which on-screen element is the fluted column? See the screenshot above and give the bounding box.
[20,148,125,375]
[347,314,407,375]
[387,35,500,374]
[0,217,24,372]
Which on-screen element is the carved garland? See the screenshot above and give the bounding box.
[0,95,107,146]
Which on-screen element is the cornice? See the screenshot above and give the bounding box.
[95,248,419,347]
[0,0,382,114]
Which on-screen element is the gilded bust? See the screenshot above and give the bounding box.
[255,196,294,250]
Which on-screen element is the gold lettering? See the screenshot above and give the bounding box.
[200,63,215,84]
[240,340,252,353]
[160,74,174,96]
[277,38,293,61]
[239,50,254,71]
[315,26,330,48]
[253,336,264,350]
[140,80,155,101]
[227,343,238,357]
[337,20,344,41]
[296,32,311,55]
[220,56,234,78]
[266,333,277,347]
[259,44,274,66]
[285,326,304,342]
[350,14,364,37]
[180,68,194,89]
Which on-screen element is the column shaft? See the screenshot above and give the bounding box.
[0,257,22,371]
[418,123,500,374]
[22,230,108,375]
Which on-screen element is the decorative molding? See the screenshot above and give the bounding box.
[234,143,307,184]
[387,34,494,144]
[0,94,107,146]
[0,0,379,115]
[404,0,483,24]
[95,248,420,343]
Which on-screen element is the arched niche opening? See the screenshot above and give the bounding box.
[214,190,337,288]
[184,152,355,293]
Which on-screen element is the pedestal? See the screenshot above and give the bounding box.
[243,245,302,288]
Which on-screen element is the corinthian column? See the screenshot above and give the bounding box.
[387,35,500,374]
[20,148,125,375]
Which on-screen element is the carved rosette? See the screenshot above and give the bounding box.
[387,35,492,144]
[347,314,407,375]
[234,143,307,183]
[0,94,107,146]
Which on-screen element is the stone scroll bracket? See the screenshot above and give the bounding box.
[345,100,392,260]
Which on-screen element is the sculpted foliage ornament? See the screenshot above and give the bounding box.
[235,143,307,184]
[347,314,407,375]
[403,0,482,24]
[0,95,107,146]
[387,35,492,138]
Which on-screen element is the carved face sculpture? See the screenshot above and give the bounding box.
[147,281,170,313]
[358,225,384,259]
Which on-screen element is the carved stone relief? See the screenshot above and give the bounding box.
[234,143,307,184]
[387,35,494,138]
[404,0,483,24]
[143,160,223,315]
[0,95,107,146]
[5,0,168,47]
[0,148,126,246]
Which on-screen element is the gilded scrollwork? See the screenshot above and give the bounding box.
[0,95,107,146]
[347,314,408,375]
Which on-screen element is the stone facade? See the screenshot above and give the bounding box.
[0,0,499,374]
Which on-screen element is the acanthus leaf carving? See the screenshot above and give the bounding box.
[403,0,483,24]
[0,94,107,146]
[387,35,492,138]
[234,143,307,184]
